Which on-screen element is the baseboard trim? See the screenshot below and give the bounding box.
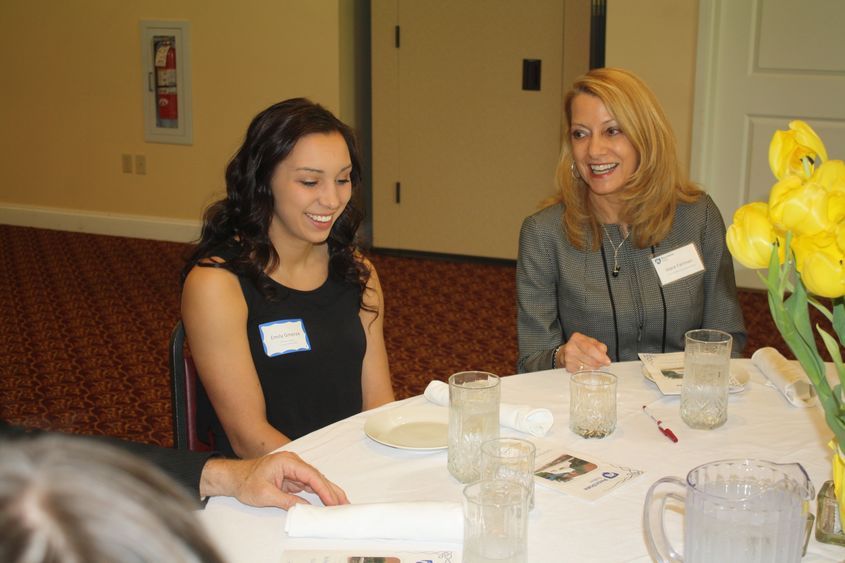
[370,247,766,291]
[0,205,772,290]
[371,247,517,267]
[0,202,201,243]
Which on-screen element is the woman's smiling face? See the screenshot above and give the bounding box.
[569,93,639,213]
[268,131,352,247]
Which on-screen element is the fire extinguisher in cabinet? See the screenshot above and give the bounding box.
[154,38,178,128]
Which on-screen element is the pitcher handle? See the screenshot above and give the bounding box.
[643,476,686,563]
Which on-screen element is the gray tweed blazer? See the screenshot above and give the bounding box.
[516,195,747,373]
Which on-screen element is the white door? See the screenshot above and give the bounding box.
[691,0,845,288]
[371,0,567,259]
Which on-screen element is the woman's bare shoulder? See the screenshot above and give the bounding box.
[183,260,241,301]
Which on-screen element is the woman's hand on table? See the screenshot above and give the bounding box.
[200,451,349,510]
[557,332,612,372]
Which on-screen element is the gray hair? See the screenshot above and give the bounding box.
[0,435,225,563]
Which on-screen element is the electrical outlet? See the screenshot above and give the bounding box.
[135,155,147,175]
[121,154,133,174]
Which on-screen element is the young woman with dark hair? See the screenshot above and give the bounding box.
[182,98,394,458]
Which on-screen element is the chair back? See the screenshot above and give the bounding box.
[169,321,214,452]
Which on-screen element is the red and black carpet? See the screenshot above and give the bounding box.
[0,224,828,447]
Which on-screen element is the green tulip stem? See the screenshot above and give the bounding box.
[767,233,845,446]
[808,296,834,324]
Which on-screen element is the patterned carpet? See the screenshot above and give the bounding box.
[0,224,830,447]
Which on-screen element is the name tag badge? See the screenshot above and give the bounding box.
[258,319,311,357]
[651,243,705,286]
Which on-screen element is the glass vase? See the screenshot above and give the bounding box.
[816,443,845,546]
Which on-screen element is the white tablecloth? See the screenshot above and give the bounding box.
[200,360,845,562]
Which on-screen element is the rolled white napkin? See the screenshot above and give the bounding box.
[285,501,462,541]
[752,347,818,408]
[423,380,554,437]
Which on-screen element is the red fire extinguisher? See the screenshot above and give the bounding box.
[154,39,178,128]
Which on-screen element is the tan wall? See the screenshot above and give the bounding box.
[0,0,348,226]
[606,0,699,173]
[0,0,700,247]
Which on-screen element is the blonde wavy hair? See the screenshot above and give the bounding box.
[553,67,702,250]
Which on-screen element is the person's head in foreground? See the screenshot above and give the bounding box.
[0,436,225,563]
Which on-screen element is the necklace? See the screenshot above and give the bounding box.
[601,225,631,277]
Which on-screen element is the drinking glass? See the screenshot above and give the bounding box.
[463,479,528,563]
[448,371,500,483]
[569,370,616,438]
[680,329,732,429]
[481,438,536,510]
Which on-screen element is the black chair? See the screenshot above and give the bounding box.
[169,321,214,452]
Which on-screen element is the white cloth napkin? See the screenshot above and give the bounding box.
[751,347,819,408]
[285,501,463,541]
[423,380,554,437]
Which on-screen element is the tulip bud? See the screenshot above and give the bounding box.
[726,202,778,269]
[800,249,845,298]
[769,176,831,237]
[768,120,828,180]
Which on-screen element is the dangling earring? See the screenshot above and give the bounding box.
[570,162,582,181]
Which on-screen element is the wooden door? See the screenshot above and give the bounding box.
[372,0,571,259]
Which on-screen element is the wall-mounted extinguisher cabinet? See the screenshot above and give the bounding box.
[141,20,192,145]
[154,37,178,128]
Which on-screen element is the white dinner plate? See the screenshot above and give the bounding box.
[364,403,449,450]
[641,365,749,395]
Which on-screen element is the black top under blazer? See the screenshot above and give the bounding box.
[516,195,747,373]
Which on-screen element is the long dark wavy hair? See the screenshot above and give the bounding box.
[182,98,370,305]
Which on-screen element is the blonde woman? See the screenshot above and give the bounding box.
[517,68,746,373]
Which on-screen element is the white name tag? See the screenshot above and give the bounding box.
[258,319,311,357]
[651,243,705,286]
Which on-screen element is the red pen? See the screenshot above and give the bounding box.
[642,405,679,443]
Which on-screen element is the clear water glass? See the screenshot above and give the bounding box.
[448,371,500,483]
[463,479,528,563]
[569,370,617,438]
[680,329,732,429]
[481,438,536,510]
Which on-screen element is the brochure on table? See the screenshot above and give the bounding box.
[638,352,687,395]
[282,551,454,563]
[639,351,744,396]
[533,440,643,502]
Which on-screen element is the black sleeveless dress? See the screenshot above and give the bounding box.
[196,252,366,457]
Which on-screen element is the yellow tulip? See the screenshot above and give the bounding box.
[831,440,845,525]
[813,160,845,224]
[828,192,845,226]
[792,232,845,297]
[799,246,845,298]
[837,223,845,255]
[792,232,836,272]
[814,159,845,189]
[769,120,828,180]
[768,175,832,236]
[726,202,778,268]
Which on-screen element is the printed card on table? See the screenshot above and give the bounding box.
[638,352,686,395]
[281,551,455,563]
[639,351,744,396]
[533,442,642,502]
